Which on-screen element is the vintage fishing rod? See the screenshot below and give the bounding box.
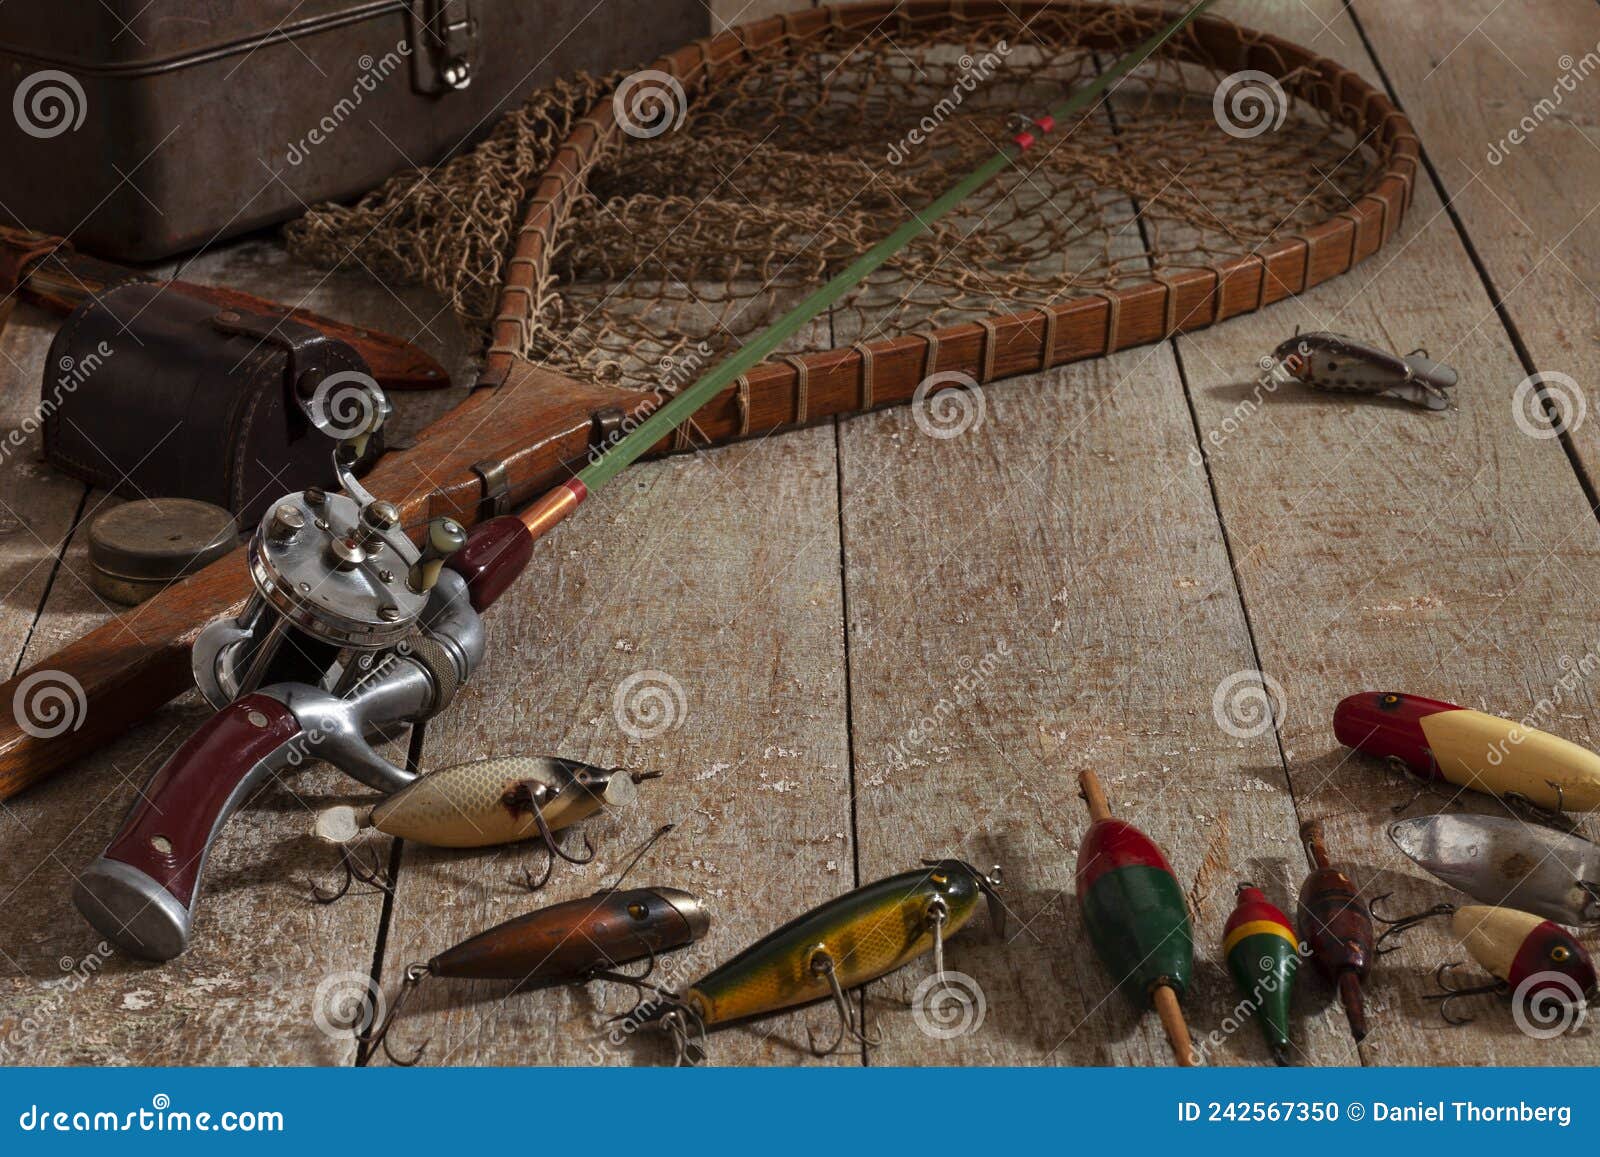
[72,2,1215,962]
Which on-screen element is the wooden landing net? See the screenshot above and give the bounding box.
[287,1,1416,425]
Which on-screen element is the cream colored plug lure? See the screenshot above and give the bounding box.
[313,756,662,893]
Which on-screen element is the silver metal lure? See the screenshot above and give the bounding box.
[1389,814,1600,926]
[1271,331,1457,410]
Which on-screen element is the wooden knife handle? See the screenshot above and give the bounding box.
[73,694,302,960]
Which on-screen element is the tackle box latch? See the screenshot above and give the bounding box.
[408,0,478,93]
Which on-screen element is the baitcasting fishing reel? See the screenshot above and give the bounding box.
[76,381,490,961]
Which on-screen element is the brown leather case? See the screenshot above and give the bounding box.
[0,2,708,260]
[42,282,373,527]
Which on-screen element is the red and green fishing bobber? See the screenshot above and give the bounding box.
[1075,770,1195,1065]
[1223,882,1299,1065]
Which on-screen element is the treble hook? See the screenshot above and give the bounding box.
[805,948,882,1057]
[1422,960,1505,1026]
[1368,893,1456,955]
[1385,755,1439,815]
[308,843,393,904]
[515,794,597,891]
[1502,783,1580,835]
[660,1004,708,1067]
[359,962,433,1067]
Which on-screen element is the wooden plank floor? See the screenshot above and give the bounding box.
[0,0,1596,1065]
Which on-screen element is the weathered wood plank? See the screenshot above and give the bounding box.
[1181,0,1600,1066]
[0,246,470,1064]
[1350,0,1600,480]
[834,334,1346,1065]
[372,427,854,1066]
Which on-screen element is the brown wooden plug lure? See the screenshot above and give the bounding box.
[362,826,708,1064]
[1296,820,1375,1042]
[313,756,663,895]
[631,859,1003,1064]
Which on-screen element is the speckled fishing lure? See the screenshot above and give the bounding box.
[630,860,1003,1064]
[1271,331,1457,410]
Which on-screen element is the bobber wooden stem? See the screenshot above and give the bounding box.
[1075,770,1196,1067]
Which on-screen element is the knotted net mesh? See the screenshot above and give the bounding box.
[286,5,1385,392]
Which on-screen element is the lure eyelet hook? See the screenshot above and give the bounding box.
[1385,754,1439,815]
[359,961,433,1067]
[1501,784,1579,834]
[1423,960,1504,1026]
[515,795,599,892]
[1368,893,1456,955]
[308,843,393,905]
[660,1005,707,1067]
[805,948,881,1057]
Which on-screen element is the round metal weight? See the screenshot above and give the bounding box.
[88,499,239,606]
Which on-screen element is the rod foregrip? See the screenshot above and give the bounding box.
[445,516,535,612]
[74,694,301,961]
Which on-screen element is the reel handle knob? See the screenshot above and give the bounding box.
[410,516,468,593]
[74,695,305,960]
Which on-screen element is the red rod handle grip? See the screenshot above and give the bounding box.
[74,694,302,961]
[445,515,534,612]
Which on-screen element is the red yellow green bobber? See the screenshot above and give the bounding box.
[1222,882,1299,1065]
[1075,770,1195,1065]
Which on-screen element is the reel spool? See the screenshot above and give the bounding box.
[191,380,467,709]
